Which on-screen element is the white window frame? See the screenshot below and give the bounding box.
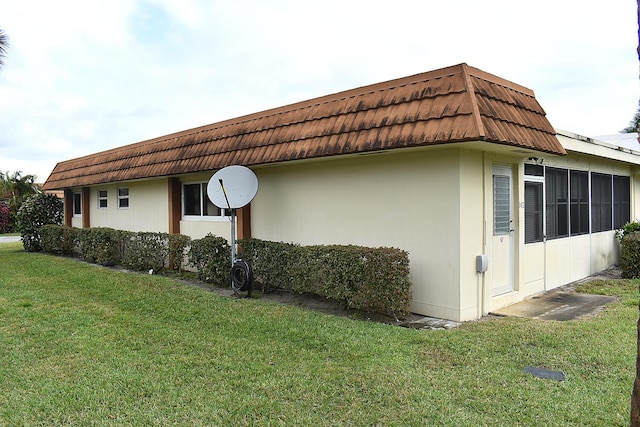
[182,181,231,222]
[118,187,129,209]
[97,189,108,209]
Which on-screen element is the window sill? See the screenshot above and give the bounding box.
[182,216,230,222]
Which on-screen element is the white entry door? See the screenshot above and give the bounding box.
[492,166,514,296]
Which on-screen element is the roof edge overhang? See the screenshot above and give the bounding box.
[556,129,640,165]
[44,137,571,191]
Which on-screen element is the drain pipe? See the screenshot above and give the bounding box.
[477,272,482,319]
[478,152,488,319]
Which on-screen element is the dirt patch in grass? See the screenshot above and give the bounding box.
[571,266,623,284]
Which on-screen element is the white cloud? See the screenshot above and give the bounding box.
[0,0,637,181]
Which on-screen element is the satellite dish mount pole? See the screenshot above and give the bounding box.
[207,166,258,296]
[218,178,236,266]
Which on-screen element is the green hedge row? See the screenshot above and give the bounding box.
[239,238,412,318]
[38,226,413,317]
[39,225,192,274]
[39,226,231,287]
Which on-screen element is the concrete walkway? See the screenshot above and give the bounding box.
[0,236,21,243]
[491,288,617,321]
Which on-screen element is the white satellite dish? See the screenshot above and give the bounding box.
[206,166,259,277]
[207,165,258,209]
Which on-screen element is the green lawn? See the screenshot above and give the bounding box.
[0,241,636,426]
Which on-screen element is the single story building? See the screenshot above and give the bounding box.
[42,63,640,321]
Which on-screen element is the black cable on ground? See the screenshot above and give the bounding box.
[231,258,253,294]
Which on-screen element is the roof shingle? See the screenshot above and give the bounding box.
[43,63,564,190]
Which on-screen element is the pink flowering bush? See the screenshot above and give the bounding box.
[0,203,10,234]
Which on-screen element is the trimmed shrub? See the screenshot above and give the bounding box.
[77,227,125,265]
[188,234,231,286]
[239,238,412,318]
[121,231,168,272]
[237,239,301,291]
[15,192,64,252]
[168,233,191,272]
[40,224,78,255]
[621,232,640,279]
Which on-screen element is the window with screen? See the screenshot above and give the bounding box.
[545,168,568,239]
[569,170,589,235]
[613,175,630,229]
[98,190,108,209]
[525,181,543,243]
[118,188,129,209]
[591,173,612,232]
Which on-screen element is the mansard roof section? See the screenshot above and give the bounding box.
[43,63,564,190]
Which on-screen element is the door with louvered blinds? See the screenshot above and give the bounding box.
[492,166,514,296]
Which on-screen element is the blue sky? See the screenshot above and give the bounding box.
[0,0,638,182]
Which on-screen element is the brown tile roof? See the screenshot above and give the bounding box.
[43,63,564,190]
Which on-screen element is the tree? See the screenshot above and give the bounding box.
[622,100,640,134]
[0,28,7,69]
[16,192,63,252]
[0,171,39,232]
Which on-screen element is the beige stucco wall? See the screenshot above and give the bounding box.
[251,148,485,321]
[90,180,169,232]
[80,176,231,240]
[250,145,635,321]
[179,219,231,241]
[457,150,486,320]
[64,134,640,322]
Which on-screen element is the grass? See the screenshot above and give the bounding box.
[0,241,637,426]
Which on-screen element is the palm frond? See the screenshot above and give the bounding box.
[0,29,8,68]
